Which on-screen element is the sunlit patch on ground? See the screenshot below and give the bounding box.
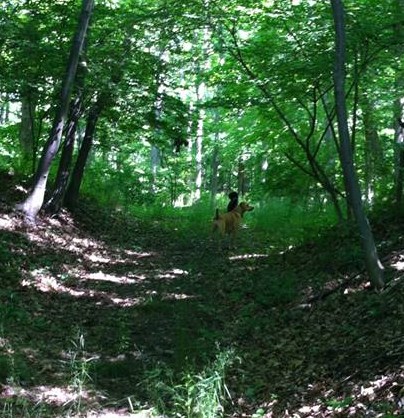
[0,383,95,406]
[0,214,14,229]
[157,268,189,280]
[22,269,145,307]
[228,253,268,260]
[162,292,195,300]
[0,383,150,417]
[391,259,404,271]
[86,271,138,284]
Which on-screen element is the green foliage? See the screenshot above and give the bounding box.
[64,330,95,415]
[1,398,47,418]
[326,396,354,409]
[0,0,401,216]
[249,197,339,247]
[141,349,236,418]
[0,125,20,170]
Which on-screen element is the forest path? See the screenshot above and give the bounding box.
[1,194,404,416]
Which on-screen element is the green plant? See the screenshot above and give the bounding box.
[0,329,43,417]
[251,408,266,418]
[250,197,338,248]
[141,348,236,418]
[1,397,48,418]
[326,396,353,409]
[64,330,95,415]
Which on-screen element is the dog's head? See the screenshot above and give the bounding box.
[238,202,254,216]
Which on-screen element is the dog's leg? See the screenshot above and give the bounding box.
[212,218,225,251]
[229,230,237,249]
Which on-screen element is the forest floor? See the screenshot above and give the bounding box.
[0,173,403,418]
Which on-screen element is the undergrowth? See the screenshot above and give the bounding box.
[1,175,403,417]
[140,349,236,418]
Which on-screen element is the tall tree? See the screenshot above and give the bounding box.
[330,0,384,289]
[393,0,404,209]
[64,96,103,210]
[19,89,36,172]
[16,0,94,222]
[45,91,83,214]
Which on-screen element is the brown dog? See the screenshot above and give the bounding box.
[212,202,254,249]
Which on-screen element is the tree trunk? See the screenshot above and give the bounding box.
[16,0,94,222]
[45,94,83,214]
[237,160,247,196]
[19,92,36,172]
[0,94,10,124]
[394,119,404,207]
[194,105,204,201]
[393,0,404,209]
[211,143,219,204]
[64,102,101,210]
[362,94,383,205]
[150,68,165,194]
[395,127,404,208]
[330,0,384,289]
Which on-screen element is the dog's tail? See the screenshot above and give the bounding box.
[214,208,219,220]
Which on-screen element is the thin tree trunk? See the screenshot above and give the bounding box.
[211,143,219,204]
[395,127,404,208]
[393,0,404,209]
[16,0,94,222]
[45,94,83,214]
[362,94,383,205]
[19,92,36,171]
[195,105,204,201]
[330,0,384,289]
[64,101,101,210]
[193,26,210,202]
[237,160,247,196]
[0,94,10,124]
[150,68,165,194]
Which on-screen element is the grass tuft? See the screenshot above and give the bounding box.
[141,348,237,418]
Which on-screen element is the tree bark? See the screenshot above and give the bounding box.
[237,160,247,196]
[64,101,101,210]
[211,143,219,204]
[330,0,384,289]
[393,0,404,209]
[0,94,10,124]
[19,92,36,172]
[395,126,404,208]
[194,105,204,201]
[16,0,94,222]
[361,94,383,204]
[45,94,83,214]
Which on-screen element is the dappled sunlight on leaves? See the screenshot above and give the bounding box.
[0,214,14,229]
[157,268,189,280]
[390,259,404,271]
[228,253,269,260]
[0,383,102,409]
[162,292,195,300]
[86,271,139,285]
[0,337,11,351]
[22,269,146,307]
[2,182,404,417]
[31,385,94,406]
